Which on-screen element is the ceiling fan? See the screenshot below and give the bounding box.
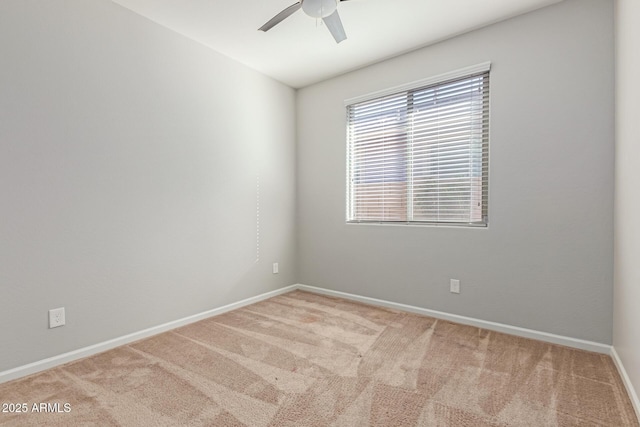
[258,0,352,43]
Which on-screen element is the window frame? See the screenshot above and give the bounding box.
[345,63,491,228]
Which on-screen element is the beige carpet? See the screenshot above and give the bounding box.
[0,290,637,426]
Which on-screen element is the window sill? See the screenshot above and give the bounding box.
[345,221,488,229]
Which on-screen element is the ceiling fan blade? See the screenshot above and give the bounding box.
[258,2,302,32]
[323,10,347,43]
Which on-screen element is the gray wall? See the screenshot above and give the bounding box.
[297,0,614,343]
[614,0,640,410]
[0,0,296,372]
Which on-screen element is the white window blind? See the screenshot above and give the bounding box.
[346,69,490,226]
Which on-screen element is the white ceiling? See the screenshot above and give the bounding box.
[110,0,563,88]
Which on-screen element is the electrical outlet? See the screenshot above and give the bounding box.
[450,279,460,294]
[49,307,65,328]
[272,263,279,274]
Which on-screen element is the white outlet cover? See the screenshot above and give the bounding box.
[450,279,461,294]
[272,263,279,274]
[49,307,66,328]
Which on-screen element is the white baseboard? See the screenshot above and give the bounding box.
[0,282,615,385]
[296,284,612,354]
[611,347,640,421]
[0,285,297,385]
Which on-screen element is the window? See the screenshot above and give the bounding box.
[346,65,490,226]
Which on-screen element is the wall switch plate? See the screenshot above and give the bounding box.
[49,307,65,328]
[272,263,279,274]
[450,279,460,294]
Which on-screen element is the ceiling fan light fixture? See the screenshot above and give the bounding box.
[301,0,338,18]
